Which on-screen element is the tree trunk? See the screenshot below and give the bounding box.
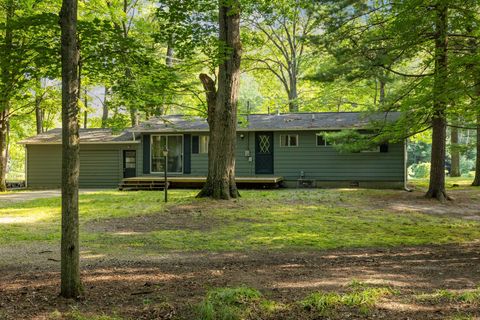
[59,0,83,298]
[288,76,298,112]
[158,41,175,116]
[450,126,461,177]
[426,3,449,201]
[472,115,480,186]
[197,0,241,200]
[130,108,139,126]
[101,86,109,128]
[0,0,13,192]
[166,42,174,67]
[35,79,44,134]
[0,111,8,192]
[379,79,386,105]
[83,88,88,129]
[35,101,44,134]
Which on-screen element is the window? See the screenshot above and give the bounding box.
[124,151,136,169]
[199,136,209,153]
[151,135,183,173]
[362,143,389,153]
[316,131,336,146]
[280,134,298,147]
[192,135,209,154]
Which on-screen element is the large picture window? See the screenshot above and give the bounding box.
[151,135,183,173]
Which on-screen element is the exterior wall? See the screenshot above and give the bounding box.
[140,131,405,187]
[272,131,405,182]
[26,130,404,189]
[26,144,140,188]
[142,132,256,176]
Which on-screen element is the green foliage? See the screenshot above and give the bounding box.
[408,162,431,179]
[460,157,476,176]
[196,287,262,320]
[408,141,432,167]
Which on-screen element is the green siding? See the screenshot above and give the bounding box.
[26,144,140,188]
[27,131,404,189]
[26,145,61,188]
[139,131,405,183]
[273,131,404,181]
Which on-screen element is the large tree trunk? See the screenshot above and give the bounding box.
[59,0,83,298]
[197,0,241,200]
[450,126,461,177]
[0,0,13,192]
[472,115,480,186]
[426,3,449,201]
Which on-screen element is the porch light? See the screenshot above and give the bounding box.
[162,147,169,157]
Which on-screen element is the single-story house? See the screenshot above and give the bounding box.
[19,112,407,189]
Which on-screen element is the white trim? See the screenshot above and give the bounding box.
[316,132,330,147]
[150,134,184,174]
[279,134,299,147]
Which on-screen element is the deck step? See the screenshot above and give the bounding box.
[119,180,169,191]
[119,176,285,191]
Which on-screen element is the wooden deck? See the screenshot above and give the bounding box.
[119,176,284,190]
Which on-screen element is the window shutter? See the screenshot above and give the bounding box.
[143,134,150,174]
[380,143,389,153]
[184,134,191,174]
[192,135,199,154]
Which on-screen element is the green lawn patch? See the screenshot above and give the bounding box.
[1,187,480,254]
[416,287,480,304]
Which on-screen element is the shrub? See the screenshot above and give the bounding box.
[408,162,431,178]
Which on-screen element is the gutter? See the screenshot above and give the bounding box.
[404,138,413,192]
[18,141,141,145]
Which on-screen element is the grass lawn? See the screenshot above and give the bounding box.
[2,180,480,319]
[1,182,480,254]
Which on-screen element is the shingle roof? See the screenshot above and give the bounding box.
[19,128,140,145]
[20,112,401,144]
[132,112,401,132]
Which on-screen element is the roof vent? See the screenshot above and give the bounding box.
[311,114,315,121]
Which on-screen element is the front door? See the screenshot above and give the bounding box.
[255,132,274,174]
[123,150,136,178]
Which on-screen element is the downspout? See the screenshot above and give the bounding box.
[404,138,412,192]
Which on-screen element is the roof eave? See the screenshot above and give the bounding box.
[19,141,141,145]
[133,126,371,133]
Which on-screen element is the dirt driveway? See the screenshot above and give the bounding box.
[0,189,103,203]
